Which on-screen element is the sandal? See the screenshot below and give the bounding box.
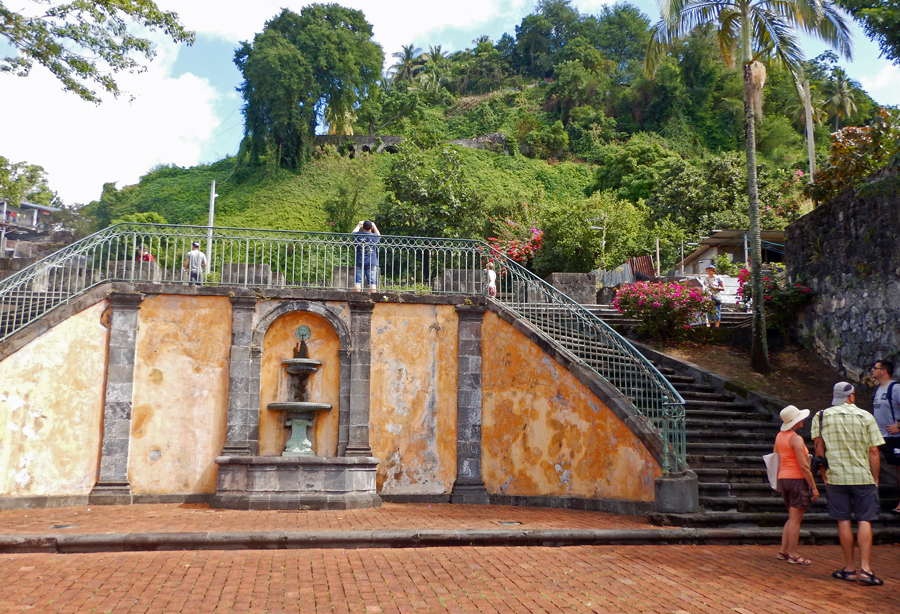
[776,552,789,560]
[788,555,811,565]
[858,570,884,586]
[832,569,857,582]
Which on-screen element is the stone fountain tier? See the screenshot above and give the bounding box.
[212,456,381,510]
[267,402,332,412]
[282,358,322,375]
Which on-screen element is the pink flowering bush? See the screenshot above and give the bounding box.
[736,267,815,335]
[614,281,715,341]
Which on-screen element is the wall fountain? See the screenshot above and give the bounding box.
[212,324,380,510]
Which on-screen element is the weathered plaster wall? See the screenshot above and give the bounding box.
[128,295,231,494]
[785,172,900,381]
[259,311,341,456]
[481,311,660,502]
[0,302,108,497]
[369,304,458,494]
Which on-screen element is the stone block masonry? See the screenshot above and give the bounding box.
[785,171,900,381]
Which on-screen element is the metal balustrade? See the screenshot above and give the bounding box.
[0,223,685,472]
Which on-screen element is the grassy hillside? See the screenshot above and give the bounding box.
[85,145,595,235]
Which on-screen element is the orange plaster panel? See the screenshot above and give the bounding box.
[369,304,457,495]
[0,302,108,497]
[481,311,660,502]
[259,312,341,457]
[129,295,231,494]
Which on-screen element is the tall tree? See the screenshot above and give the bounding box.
[646,0,851,373]
[389,44,423,84]
[0,156,57,206]
[0,0,193,103]
[821,68,859,130]
[235,5,383,169]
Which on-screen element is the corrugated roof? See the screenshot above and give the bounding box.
[18,201,61,213]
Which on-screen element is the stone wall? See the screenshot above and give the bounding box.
[0,285,658,509]
[785,171,900,381]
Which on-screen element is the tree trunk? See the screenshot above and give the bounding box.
[743,63,770,374]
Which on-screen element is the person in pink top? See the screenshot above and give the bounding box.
[775,405,820,565]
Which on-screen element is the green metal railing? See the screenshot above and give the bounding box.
[0,223,685,472]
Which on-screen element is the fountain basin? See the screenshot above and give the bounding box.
[267,402,332,412]
[282,358,322,375]
[212,455,381,510]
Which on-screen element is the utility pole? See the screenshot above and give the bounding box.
[207,180,218,263]
[655,237,660,277]
[802,80,816,183]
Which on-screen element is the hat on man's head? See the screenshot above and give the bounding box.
[705,264,716,270]
[832,381,855,405]
[192,241,199,247]
[780,405,810,431]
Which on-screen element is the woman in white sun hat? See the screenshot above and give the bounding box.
[774,404,819,565]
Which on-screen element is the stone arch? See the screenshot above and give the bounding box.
[252,300,352,455]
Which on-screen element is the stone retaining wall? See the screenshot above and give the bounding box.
[785,171,900,381]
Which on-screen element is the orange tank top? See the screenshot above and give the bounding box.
[775,430,805,479]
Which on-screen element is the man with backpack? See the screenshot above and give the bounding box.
[812,382,885,586]
[871,359,900,514]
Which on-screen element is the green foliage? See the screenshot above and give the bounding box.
[377,146,483,237]
[805,108,900,202]
[736,267,816,336]
[0,156,56,206]
[0,0,194,102]
[586,134,680,201]
[111,212,167,225]
[531,191,651,276]
[323,158,375,233]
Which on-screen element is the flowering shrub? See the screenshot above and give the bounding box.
[614,281,715,341]
[737,268,815,335]
[486,218,544,265]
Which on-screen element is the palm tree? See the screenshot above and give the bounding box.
[646,0,850,373]
[787,86,827,129]
[421,45,449,68]
[821,69,858,130]
[389,44,423,84]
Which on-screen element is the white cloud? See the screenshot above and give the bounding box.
[858,64,900,107]
[1,38,221,205]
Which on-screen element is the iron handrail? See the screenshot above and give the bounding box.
[0,223,685,472]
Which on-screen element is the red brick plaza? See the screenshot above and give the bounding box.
[0,504,896,613]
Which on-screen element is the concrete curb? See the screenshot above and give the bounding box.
[0,528,794,554]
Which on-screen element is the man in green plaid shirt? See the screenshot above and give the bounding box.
[811,382,885,586]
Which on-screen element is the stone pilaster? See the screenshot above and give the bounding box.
[90,292,144,505]
[337,348,352,456]
[344,300,374,457]
[223,296,259,456]
[450,305,490,504]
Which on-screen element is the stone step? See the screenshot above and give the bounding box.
[699,496,829,512]
[688,454,771,468]
[684,399,757,410]
[685,418,776,429]
[687,442,779,455]
[685,409,769,420]
[678,390,738,402]
[671,383,717,394]
[648,511,900,536]
[686,430,775,441]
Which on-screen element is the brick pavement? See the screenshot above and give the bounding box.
[1,545,897,613]
[0,503,656,536]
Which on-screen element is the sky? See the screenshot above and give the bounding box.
[1,0,898,207]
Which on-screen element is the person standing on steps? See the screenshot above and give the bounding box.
[775,405,819,565]
[485,261,496,298]
[701,264,724,327]
[183,241,207,286]
[352,220,380,291]
[812,382,885,586]
[871,359,900,514]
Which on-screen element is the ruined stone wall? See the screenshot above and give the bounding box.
[785,172,900,381]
